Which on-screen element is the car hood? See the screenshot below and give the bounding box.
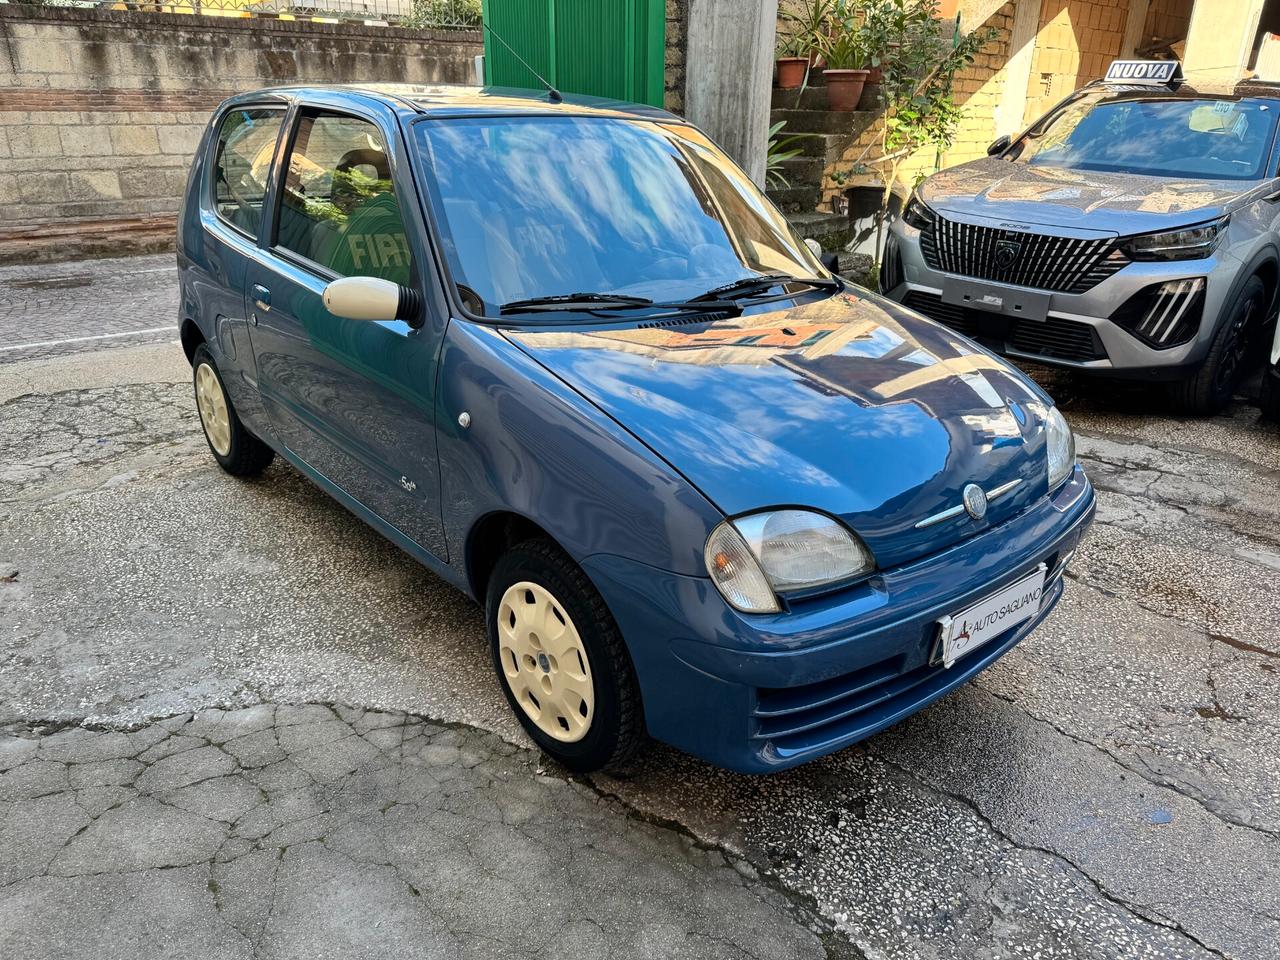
[505,290,1056,570]
[920,158,1257,235]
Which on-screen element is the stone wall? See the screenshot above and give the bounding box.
[664,0,690,113]
[0,5,481,262]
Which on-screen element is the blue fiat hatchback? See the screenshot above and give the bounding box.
[177,83,1095,774]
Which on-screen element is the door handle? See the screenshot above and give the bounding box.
[251,283,271,312]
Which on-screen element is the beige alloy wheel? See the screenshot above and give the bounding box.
[496,581,595,743]
[195,362,233,457]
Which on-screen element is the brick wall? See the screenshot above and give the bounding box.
[817,0,1131,211]
[0,5,481,262]
[1024,0,1127,121]
[1141,0,1193,52]
[818,3,1018,207]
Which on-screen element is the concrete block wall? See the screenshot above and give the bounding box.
[0,5,481,261]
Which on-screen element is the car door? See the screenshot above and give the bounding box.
[243,99,448,559]
[187,102,288,434]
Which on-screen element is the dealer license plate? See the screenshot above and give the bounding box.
[935,564,1047,668]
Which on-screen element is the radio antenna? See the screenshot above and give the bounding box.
[482,21,563,103]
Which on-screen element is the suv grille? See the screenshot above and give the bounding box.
[920,216,1128,293]
[903,291,1107,363]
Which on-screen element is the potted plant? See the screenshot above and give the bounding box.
[775,32,810,90]
[779,0,833,69]
[819,1,870,111]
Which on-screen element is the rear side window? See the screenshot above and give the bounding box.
[212,107,285,237]
[274,112,413,286]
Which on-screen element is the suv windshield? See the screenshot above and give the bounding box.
[413,115,827,318]
[1009,92,1279,180]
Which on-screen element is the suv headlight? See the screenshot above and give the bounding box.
[1120,218,1226,261]
[704,510,876,614]
[902,193,936,231]
[1046,406,1076,491]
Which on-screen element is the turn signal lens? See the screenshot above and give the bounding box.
[1046,406,1075,491]
[704,522,779,614]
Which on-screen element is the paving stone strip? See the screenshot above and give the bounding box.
[0,703,848,960]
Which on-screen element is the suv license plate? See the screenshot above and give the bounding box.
[936,564,1047,668]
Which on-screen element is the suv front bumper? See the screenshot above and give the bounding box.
[882,218,1241,379]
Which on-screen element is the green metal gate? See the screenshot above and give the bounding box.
[481,0,666,108]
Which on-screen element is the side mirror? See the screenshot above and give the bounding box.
[987,134,1012,156]
[322,276,419,325]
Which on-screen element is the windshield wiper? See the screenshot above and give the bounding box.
[501,292,656,314]
[499,292,741,317]
[691,273,840,303]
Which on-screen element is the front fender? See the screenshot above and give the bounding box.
[435,320,723,594]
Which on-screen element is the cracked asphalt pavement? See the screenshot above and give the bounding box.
[2,256,1279,959]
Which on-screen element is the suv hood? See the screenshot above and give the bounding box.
[920,157,1258,235]
[505,290,1056,570]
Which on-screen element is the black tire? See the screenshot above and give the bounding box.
[1261,365,1280,423]
[1171,276,1266,416]
[192,344,275,477]
[486,537,646,773]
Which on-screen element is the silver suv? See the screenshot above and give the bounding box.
[882,64,1280,414]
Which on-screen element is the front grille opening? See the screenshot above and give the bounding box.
[1009,316,1106,363]
[920,217,1128,294]
[902,291,1107,363]
[1109,278,1206,348]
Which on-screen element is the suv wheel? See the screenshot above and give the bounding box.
[1261,364,1280,423]
[192,344,275,476]
[486,538,646,773]
[1171,276,1265,416]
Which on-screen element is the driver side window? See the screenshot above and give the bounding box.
[274,112,413,286]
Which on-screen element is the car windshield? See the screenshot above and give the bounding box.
[1009,93,1279,180]
[412,115,827,317]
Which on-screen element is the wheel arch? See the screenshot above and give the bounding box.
[180,318,206,365]
[464,510,560,604]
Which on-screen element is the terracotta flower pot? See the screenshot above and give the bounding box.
[823,68,869,111]
[776,57,808,90]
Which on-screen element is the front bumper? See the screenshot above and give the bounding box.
[882,218,1241,379]
[581,466,1095,773]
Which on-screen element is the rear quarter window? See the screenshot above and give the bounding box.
[212,107,285,237]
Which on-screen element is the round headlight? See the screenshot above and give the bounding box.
[705,510,875,614]
[1046,406,1075,491]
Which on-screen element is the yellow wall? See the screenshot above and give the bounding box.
[819,0,1132,208]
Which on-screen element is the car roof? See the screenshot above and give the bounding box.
[226,82,680,121]
[1087,75,1280,101]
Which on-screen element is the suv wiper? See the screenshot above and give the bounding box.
[500,292,741,316]
[691,273,840,303]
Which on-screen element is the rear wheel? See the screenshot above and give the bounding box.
[192,344,274,476]
[486,538,646,772]
[1171,276,1265,416]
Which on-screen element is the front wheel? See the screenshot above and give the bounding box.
[1171,276,1265,416]
[486,538,646,773]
